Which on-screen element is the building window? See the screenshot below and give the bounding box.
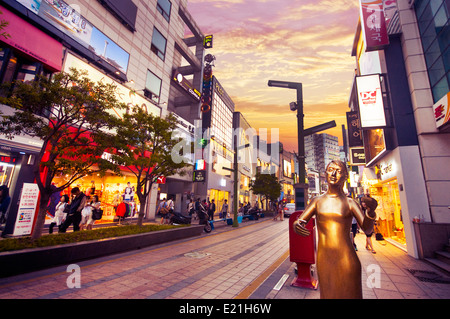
[415,0,450,102]
[157,0,172,22]
[145,70,162,104]
[0,46,52,95]
[151,28,167,61]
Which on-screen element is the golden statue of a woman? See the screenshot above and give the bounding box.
[293,160,376,299]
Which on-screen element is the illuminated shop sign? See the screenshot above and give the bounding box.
[172,70,201,102]
[433,92,450,129]
[193,170,206,182]
[0,5,63,71]
[195,159,206,171]
[15,0,130,75]
[359,0,389,51]
[350,147,366,165]
[346,111,363,147]
[356,74,387,128]
[0,156,18,164]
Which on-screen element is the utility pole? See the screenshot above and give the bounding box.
[268,80,336,210]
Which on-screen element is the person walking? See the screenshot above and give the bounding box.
[82,195,100,231]
[156,198,168,225]
[59,187,86,233]
[274,201,284,221]
[187,199,195,216]
[361,196,378,254]
[49,194,69,234]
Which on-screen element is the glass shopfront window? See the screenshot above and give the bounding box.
[208,189,229,217]
[0,155,16,187]
[363,178,406,248]
[50,172,139,224]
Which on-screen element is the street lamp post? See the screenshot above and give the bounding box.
[268,80,308,210]
[224,135,250,227]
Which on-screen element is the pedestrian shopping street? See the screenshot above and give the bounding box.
[0,218,449,300]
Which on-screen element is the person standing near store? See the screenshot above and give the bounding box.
[49,194,69,234]
[0,185,11,225]
[221,199,229,219]
[59,187,86,233]
[208,199,216,221]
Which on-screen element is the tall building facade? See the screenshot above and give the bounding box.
[349,0,449,259]
[305,133,340,173]
[0,0,208,234]
[194,75,235,211]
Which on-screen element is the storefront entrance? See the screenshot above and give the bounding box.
[208,189,230,218]
[362,173,406,248]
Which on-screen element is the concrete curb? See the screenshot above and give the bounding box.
[0,225,204,277]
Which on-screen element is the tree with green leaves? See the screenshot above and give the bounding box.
[249,171,282,210]
[0,68,124,239]
[0,10,10,40]
[111,106,191,226]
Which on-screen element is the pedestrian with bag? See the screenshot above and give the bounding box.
[49,194,69,234]
[59,187,86,233]
[156,198,168,224]
[83,195,101,230]
[361,196,378,254]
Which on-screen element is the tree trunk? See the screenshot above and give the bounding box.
[30,191,51,240]
[136,193,146,227]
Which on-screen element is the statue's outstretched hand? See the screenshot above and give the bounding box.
[293,219,311,237]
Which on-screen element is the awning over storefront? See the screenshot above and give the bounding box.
[0,5,63,71]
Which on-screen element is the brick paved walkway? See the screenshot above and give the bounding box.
[1,218,449,300]
[0,219,289,299]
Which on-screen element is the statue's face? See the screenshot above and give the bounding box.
[326,162,346,186]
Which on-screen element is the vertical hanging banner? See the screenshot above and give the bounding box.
[346,111,363,147]
[359,0,389,51]
[13,183,40,236]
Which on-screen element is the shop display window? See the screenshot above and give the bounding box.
[368,180,406,247]
[0,162,15,187]
[50,172,139,224]
[208,189,229,215]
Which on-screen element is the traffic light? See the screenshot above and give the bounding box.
[199,138,208,148]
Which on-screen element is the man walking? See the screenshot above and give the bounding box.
[59,187,86,232]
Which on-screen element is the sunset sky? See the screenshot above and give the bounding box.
[187,0,361,152]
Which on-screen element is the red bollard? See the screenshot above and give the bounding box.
[289,211,318,289]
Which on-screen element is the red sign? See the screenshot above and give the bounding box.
[0,156,17,164]
[157,176,166,184]
[359,0,389,51]
[0,5,63,71]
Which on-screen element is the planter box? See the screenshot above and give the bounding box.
[0,225,204,278]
